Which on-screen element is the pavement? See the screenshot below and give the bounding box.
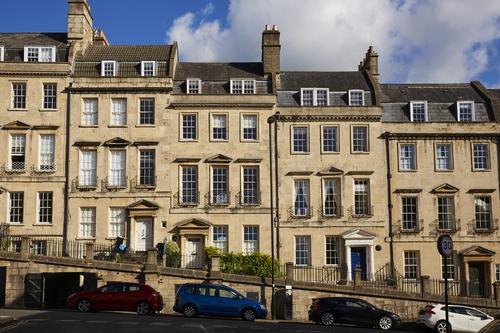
[0,308,427,333]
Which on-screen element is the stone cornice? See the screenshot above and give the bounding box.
[169,103,275,109]
[0,71,69,77]
[67,87,172,94]
[277,114,381,122]
[382,132,500,140]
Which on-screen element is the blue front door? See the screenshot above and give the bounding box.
[351,247,367,280]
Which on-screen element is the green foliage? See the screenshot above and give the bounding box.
[1,239,11,251]
[207,250,280,278]
[164,240,181,268]
[204,246,221,270]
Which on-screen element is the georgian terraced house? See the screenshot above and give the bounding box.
[0,0,499,296]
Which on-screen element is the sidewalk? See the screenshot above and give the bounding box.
[0,316,16,328]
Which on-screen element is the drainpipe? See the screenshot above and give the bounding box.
[273,112,281,261]
[62,83,72,255]
[384,132,395,280]
[267,116,276,320]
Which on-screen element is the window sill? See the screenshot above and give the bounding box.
[76,237,96,241]
[472,169,491,172]
[241,139,259,143]
[8,108,28,112]
[320,151,340,155]
[32,223,53,226]
[435,169,454,172]
[210,139,229,143]
[79,125,98,128]
[179,139,199,142]
[398,169,418,173]
[6,223,23,226]
[39,108,58,112]
[135,124,156,128]
[291,152,310,155]
[350,151,370,154]
[108,125,128,128]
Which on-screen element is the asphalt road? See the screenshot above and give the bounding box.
[0,308,427,333]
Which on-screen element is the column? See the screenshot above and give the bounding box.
[345,244,352,281]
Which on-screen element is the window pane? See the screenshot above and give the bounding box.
[9,192,24,224]
[111,98,127,126]
[458,102,473,121]
[213,226,228,253]
[212,115,227,140]
[231,80,242,94]
[82,98,98,126]
[354,180,370,216]
[349,91,364,106]
[473,144,488,170]
[43,83,57,109]
[475,196,491,230]
[411,102,426,122]
[10,134,26,170]
[109,207,125,238]
[39,135,55,170]
[12,83,26,109]
[302,89,314,106]
[212,167,228,204]
[437,197,454,230]
[181,166,198,204]
[79,150,97,186]
[243,80,255,94]
[142,62,155,76]
[139,98,155,125]
[242,115,258,140]
[404,251,419,279]
[436,144,452,170]
[243,226,258,254]
[38,192,53,224]
[187,80,200,94]
[182,114,197,140]
[325,236,339,265]
[139,150,155,186]
[441,255,454,279]
[294,180,309,216]
[322,126,338,152]
[293,127,308,152]
[109,150,126,187]
[352,126,368,152]
[401,197,418,230]
[316,89,328,106]
[323,179,340,216]
[80,207,96,238]
[399,144,415,170]
[295,236,310,266]
[242,167,259,204]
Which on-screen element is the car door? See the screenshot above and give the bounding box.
[332,299,350,323]
[216,286,242,317]
[448,306,471,332]
[91,284,121,310]
[464,307,493,332]
[343,299,371,325]
[195,285,218,315]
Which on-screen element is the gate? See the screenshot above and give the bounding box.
[25,273,45,308]
[0,267,5,306]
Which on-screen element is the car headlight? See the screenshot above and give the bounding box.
[260,304,266,310]
[390,314,400,319]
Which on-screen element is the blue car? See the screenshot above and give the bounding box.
[173,283,267,321]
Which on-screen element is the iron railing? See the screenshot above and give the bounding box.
[429,219,460,235]
[33,163,57,173]
[318,205,343,219]
[3,162,27,173]
[205,191,231,206]
[347,205,374,218]
[173,191,200,207]
[131,176,157,190]
[102,176,128,190]
[467,218,499,235]
[235,191,261,206]
[394,219,424,234]
[72,176,98,191]
[287,205,314,219]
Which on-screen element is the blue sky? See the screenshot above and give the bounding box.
[1,0,500,87]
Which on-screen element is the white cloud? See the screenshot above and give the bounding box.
[167,0,500,83]
[201,2,215,16]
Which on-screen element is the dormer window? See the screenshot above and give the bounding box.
[187,79,201,94]
[348,90,364,106]
[101,61,117,77]
[24,46,56,62]
[0,46,4,61]
[300,88,329,106]
[410,101,428,122]
[457,101,474,122]
[141,61,156,77]
[230,79,255,94]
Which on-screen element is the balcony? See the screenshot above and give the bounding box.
[33,163,57,173]
[318,205,343,219]
[72,176,98,191]
[173,191,200,208]
[347,205,374,218]
[288,205,314,219]
[102,176,128,191]
[3,162,27,173]
[131,176,157,190]
[205,191,231,207]
[235,191,261,207]
[395,219,424,234]
[429,219,460,235]
[467,218,499,235]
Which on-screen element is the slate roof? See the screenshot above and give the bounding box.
[0,32,69,62]
[488,89,500,100]
[279,71,372,91]
[174,62,265,81]
[77,45,172,62]
[380,84,486,103]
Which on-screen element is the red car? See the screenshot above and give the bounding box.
[67,282,163,315]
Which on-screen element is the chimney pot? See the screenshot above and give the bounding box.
[265,24,270,30]
[272,25,278,31]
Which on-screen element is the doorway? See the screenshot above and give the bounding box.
[186,237,203,268]
[135,217,153,251]
[351,247,367,280]
[468,262,486,297]
[0,267,5,307]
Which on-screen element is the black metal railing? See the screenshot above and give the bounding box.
[395,219,424,234]
[72,176,98,191]
[348,205,374,218]
[467,218,499,235]
[205,191,231,206]
[102,176,128,191]
[429,219,460,235]
[32,163,57,173]
[173,191,200,208]
[318,205,343,219]
[292,265,346,284]
[287,205,314,219]
[235,191,261,206]
[131,176,157,190]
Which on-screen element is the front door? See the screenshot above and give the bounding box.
[351,247,367,280]
[186,237,203,268]
[469,262,486,297]
[135,217,153,251]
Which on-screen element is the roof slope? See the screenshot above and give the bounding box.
[279,71,371,91]
[380,84,486,103]
[174,62,264,80]
[77,45,172,62]
[0,33,68,48]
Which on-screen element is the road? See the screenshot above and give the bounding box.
[0,308,426,333]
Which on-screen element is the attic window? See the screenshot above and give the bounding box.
[410,101,428,122]
[187,79,201,94]
[348,90,364,106]
[141,61,156,77]
[457,101,475,122]
[0,46,4,61]
[300,88,329,106]
[101,61,117,77]
[230,79,255,94]
[24,46,56,62]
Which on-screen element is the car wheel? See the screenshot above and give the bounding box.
[136,301,151,315]
[242,308,256,321]
[320,312,335,326]
[77,299,91,313]
[435,320,451,333]
[378,316,393,330]
[183,304,198,318]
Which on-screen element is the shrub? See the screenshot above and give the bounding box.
[164,240,181,268]
[207,249,280,278]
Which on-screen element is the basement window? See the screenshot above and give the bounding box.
[24,46,56,62]
[141,61,156,77]
[101,61,117,77]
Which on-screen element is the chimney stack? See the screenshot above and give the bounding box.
[67,0,95,57]
[93,29,109,46]
[358,46,379,83]
[262,24,281,76]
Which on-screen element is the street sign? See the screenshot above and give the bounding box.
[437,235,453,257]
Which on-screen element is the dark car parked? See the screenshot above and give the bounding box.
[173,283,267,321]
[308,297,402,329]
[67,282,163,315]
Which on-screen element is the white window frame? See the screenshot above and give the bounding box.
[138,98,155,125]
[24,46,56,62]
[472,143,490,171]
[230,79,256,94]
[79,149,97,187]
[410,101,428,122]
[211,165,229,205]
[291,125,309,153]
[441,255,455,280]
[241,114,258,141]
[79,207,96,238]
[9,134,26,171]
[180,165,198,204]
[108,207,126,238]
[38,134,55,171]
[351,125,369,153]
[108,149,126,188]
[82,98,98,126]
[11,82,27,110]
[8,191,24,224]
[348,89,365,106]
[435,143,453,171]
[241,166,259,205]
[0,46,4,61]
[187,78,201,94]
[37,191,53,224]
[325,236,340,266]
[401,196,418,231]
[403,251,420,279]
[295,235,311,266]
[243,225,259,255]
[210,113,228,141]
[457,101,475,122]
[353,179,371,217]
[322,178,341,217]
[101,60,117,77]
[399,143,416,171]
[180,113,198,141]
[110,98,127,126]
[293,179,310,217]
[300,88,330,106]
[213,225,228,253]
[141,61,156,77]
[42,83,57,110]
[321,125,339,153]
